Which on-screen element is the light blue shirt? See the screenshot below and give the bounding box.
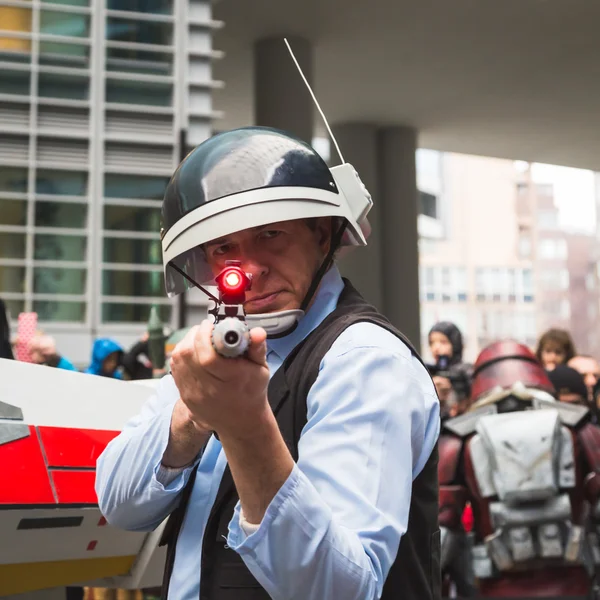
[95,266,440,600]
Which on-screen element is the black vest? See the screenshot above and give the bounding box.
[160,281,441,600]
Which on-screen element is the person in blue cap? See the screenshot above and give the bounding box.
[85,338,124,379]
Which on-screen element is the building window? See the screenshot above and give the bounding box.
[36,170,88,196]
[104,205,161,232]
[560,299,571,320]
[40,10,90,38]
[587,272,596,290]
[104,174,169,200]
[0,265,26,293]
[538,238,568,260]
[39,40,90,69]
[0,199,27,226]
[0,7,32,55]
[102,269,165,297]
[33,300,86,322]
[106,46,173,76]
[102,173,169,323]
[538,239,556,259]
[521,268,534,302]
[557,239,568,259]
[416,149,443,222]
[34,233,87,261]
[419,266,468,303]
[419,191,437,219]
[0,70,31,96]
[455,267,468,302]
[35,201,88,229]
[540,269,570,290]
[102,302,171,324]
[537,209,559,230]
[33,267,87,295]
[103,237,162,265]
[107,0,173,14]
[0,166,28,193]
[518,231,532,258]
[420,266,436,301]
[106,17,172,46]
[39,72,90,101]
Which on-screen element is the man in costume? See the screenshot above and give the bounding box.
[439,339,600,598]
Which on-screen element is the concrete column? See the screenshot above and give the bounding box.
[254,36,313,142]
[378,126,420,349]
[331,123,421,350]
[331,123,383,310]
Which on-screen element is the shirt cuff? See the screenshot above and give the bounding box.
[227,463,311,552]
[156,463,189,486]
[239,507,261,537]
[150,400,202,492]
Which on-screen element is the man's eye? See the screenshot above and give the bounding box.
[261,230,281,239]
[213,245,231,256]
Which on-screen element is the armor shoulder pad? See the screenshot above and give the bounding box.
[444,404,498,438]
[578,422,600,473]
[534,398,590,427]
[438,434,463,484]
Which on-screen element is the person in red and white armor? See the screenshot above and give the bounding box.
[439,340,600,598]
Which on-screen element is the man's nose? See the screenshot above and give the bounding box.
[241,258,269,279]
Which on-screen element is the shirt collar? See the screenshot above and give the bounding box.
[267,265,344,364]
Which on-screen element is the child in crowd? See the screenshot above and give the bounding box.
[535,328,576,371]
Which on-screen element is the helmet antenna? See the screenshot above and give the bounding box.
[284,38,345,165]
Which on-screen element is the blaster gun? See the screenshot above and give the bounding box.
[209,261,252,358]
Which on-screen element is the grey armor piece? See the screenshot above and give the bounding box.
[467,407,594,579]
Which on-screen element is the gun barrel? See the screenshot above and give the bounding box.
[212,318,250,358]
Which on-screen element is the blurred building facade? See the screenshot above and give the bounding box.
[419,155,600,362]
[0,0,219,362]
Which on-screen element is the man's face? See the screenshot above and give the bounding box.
[568,356,600,401]
[203,218,332,314]
[541,342,566,371]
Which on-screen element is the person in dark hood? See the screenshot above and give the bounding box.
[546,364,588,406]
[429,321,476,598]
[85,338,124,379]
[121,333,153,380]
[0,298,14,360]
[427,321,472,419]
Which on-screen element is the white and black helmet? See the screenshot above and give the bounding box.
[161,126,372,297]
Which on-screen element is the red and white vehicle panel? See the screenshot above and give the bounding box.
[0,358,165,596]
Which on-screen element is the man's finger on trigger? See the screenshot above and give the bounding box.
[195,319,218,362]
[247,327,268,365]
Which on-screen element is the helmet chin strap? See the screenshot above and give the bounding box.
[170,221,348,339]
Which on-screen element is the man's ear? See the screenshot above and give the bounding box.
[313,217,333,255]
